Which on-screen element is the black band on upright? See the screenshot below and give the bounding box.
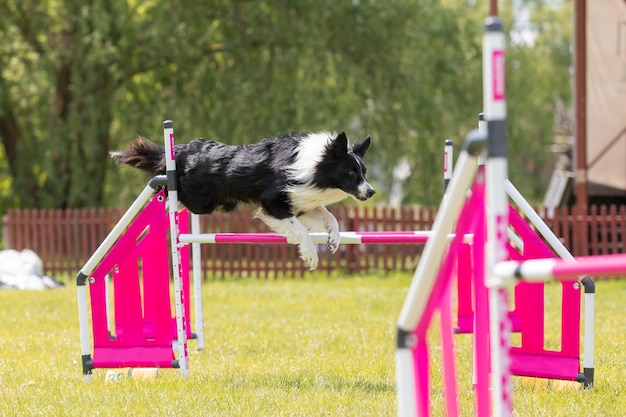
[149,175,168,189]
[580,275,596,294]
[397,327,416,349]
[487,120,507,157]
[76,271,88,286]
[462,129,487,157]
[82,354,93,375]
[167,170,177,191]
[484,16,504,32]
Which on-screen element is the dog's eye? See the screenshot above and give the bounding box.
[348,169,357,177]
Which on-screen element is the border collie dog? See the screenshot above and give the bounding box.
[111,131,375,269]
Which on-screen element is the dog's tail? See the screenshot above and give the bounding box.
[110,136,166,175]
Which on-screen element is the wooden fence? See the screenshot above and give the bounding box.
[542,205,626,256]
[3,204,625,278]
[2,205,436,278]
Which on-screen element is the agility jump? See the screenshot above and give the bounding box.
[75,190,460,380]
[75,136,460,379]
[390,11,626,416]
[395,16,598,417]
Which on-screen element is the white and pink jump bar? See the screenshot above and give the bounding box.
[493,255,626,284]
[178,231,472,245]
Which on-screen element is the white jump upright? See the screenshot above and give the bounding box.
[163,120,190,377]
[191,213,206,350]
[482,16,512,417]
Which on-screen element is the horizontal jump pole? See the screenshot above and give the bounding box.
[492,254,626,285]
[178,231,473,245]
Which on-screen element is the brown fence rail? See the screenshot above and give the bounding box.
[3,204,625,278]
[541,205,626,257]
[2,205,435,278]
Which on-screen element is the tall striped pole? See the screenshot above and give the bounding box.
[163,120,190,377]
[482,16,511,416]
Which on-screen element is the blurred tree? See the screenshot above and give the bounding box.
[504,0,573,200]
[0,0,573,209]
[0,0,225,208]
[108,0,487,207]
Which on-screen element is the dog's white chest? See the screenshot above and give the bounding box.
[288,187,348,212]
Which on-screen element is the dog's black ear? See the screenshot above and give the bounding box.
[352,135,372,158]
[331,132,349,157]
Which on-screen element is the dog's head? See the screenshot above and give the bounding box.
[319,132,375,201]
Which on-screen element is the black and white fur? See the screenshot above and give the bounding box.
[111,131,375,269]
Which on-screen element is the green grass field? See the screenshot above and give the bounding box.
[1,273,626,416]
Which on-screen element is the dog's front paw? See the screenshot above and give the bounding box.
[301,254,319,270]
[327,230,340,254]
[299,241,319,270]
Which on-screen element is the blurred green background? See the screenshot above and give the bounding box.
[0,0,572,210]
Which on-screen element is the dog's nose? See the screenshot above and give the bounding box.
[366,187,375,199]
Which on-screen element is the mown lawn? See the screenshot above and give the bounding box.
[0,273,625,416]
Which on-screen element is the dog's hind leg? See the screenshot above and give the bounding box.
[253,208,319,270]
[297,206,340,254]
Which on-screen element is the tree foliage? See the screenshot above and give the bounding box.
[0,0,572,210]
